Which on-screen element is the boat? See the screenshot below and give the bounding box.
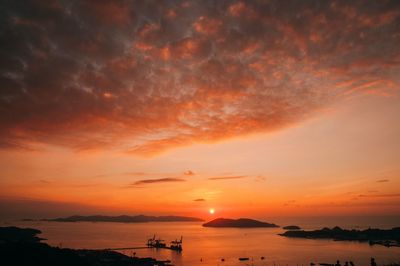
[147,235,166,248]
[147,235,182,251]
[147,235,156,246]
[170,236,183,251]
[153,238,166,248]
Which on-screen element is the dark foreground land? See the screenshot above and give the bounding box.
[282,225,302,230]
[280,226,400,247]
[0,227,170,266]
[203,218,279,228]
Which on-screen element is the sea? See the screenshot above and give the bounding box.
[3,216,400,266]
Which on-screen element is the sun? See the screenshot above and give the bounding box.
[209,208,215,214]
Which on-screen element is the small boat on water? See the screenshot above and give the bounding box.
[147,235,166,248]
[170,236,183,251]
[147,235,182,251]
[153,239,166,248]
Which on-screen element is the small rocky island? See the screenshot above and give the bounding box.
[203,218,279,228]
[283,225,302,230]
[280,226,400,247]
[0,226,171,266]
[42,214,203,223]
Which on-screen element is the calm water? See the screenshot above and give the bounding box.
[4,217,400,266]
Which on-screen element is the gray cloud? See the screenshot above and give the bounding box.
[132,177,186,186]
[376,179,390,183]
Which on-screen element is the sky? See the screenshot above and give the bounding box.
[0,0,399,220]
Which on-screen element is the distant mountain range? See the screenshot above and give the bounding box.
[40,215,204,223]
[203,218,279,228]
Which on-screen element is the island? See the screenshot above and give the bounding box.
[202,218,279,228]
[280,226,400,247]
[41,214,204,223]
[283,225,302,230]
[0,226,171,266]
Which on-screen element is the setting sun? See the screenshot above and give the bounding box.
[209,208,215,215]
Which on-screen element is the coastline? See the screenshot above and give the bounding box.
[0,227,171,266]
[280,226,400,248]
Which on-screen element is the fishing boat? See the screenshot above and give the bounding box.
[147,235,166,248]
[170,236,183,251]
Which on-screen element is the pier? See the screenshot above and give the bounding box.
[103,235,183,252]
[103,246,148,251]
[147,235,183,251]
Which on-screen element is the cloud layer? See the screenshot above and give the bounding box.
[132,177,186,186]
[208,175,247,180]
[1,0,399,154]
[193,198,206,202]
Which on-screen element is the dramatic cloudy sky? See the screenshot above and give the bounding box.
[0,0,399,219]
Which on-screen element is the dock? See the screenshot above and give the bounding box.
[103,246,149,251]
[103,235,183,252]
[147,235,183,251]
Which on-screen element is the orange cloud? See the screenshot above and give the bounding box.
[208,175,248,180]
[228,2,247,17]
[193,16,222,35]
[0,0,399,155]
[184,170,195,176]
[358,194,400,198]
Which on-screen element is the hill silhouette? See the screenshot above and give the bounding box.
[203,218,279,228]
[43,215,203,223]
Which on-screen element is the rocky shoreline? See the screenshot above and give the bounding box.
[280,226,400,247]
[0,226,171,266]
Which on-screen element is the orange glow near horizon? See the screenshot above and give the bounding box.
[0,95,400,219]
[0,1,400,220]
